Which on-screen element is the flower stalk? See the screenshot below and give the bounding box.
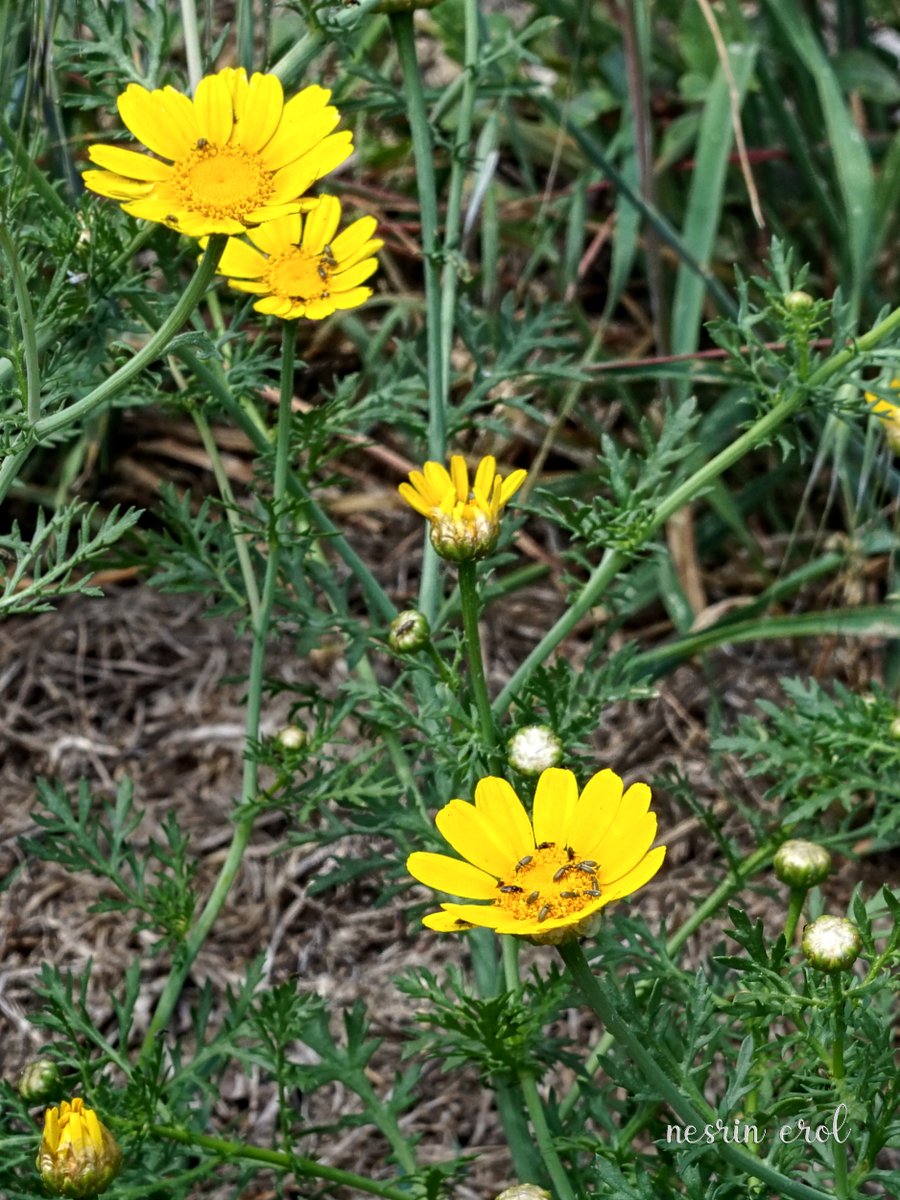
[458,560,496,753]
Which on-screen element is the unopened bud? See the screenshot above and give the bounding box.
[275,725,307,753]
[36,1098,122,1197]
[773,840,832,888]
[507,726,563,776]
[494,1186,553,1200]
[784,289,814,313]
[389,610,431,653]
[802,916,862,974]
[891,716,900,739]
[18,1059,60,1103]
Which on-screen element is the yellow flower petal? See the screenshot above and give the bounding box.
[430,901,506,930]
[532,767,579,846]
[331,259,379,290]
[601,844,666,902]
[564,768,624,856]
[435,798,512,877]
[118,83,197,159]
[450,455,469,502]
[87,145,171,180]
[235,72,284,153]
[268,131,354,203]
[331,287,373,311]
[473,456,496,500]
[254,295,293,317]
[595,812,658,884]
[218,238,268,279]
[302,195,342,252]
[499,468,527,506]
[423,461,454,499]
[330,215,379,264]
[261,86,340,169]
[576,779,651,863]
[423,910,476,932]
[399,481,434,517]
[247,214,301,253]
[81,170,153,201]
[193,71,234,145]
[407,851,498,898]
[473,777,534,861]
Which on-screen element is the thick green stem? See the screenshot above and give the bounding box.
[501,937,578,1200]
[784,886,807,945]
[390,11,446,623]
[830,975,850,1198]
[178,0,203,89]
[458,560,496,752]
[137,323,297,1068]
[493,303,900,717]
[150,1125,412,1200]
[558,942,834,1200]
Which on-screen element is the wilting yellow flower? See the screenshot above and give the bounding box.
[83,68,353,237]
[407,767,665,945]
[865,378,900,453]
[399,455,527,562]
[207,196,381,319]
[36,1098,122,1198]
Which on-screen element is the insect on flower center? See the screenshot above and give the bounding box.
[174,143,273,218]
[496,842,601,924]
[265,248,333,300]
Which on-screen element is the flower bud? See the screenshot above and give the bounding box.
[802,916,862,974]
[18,1059,60,1103]
[773,839,832,888]
[388,609,431,654]
[891,716,900,740]
[274,725,307,753]
[784,289,814,313]
[494,1186,553,1200]
[507,726,563,776]
[36,1098,122,1197]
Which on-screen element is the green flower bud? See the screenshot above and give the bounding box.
[802,916,862,974]
[773,839,832,888]
[507,726,563,776]
[890,716,900,739]
[18,1059,60,1103]
[784,289,814,313]
[36,1098,122,1197]
[495,1186,553,1200]
[388,610,431,654]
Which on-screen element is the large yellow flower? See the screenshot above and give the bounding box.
[865,378,900,454]
[207,196,382,319]
[407,767,665,945]
[399,455,527,561]
[36,1098,122,1198]
[83,68,353,237]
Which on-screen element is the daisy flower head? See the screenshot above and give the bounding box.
[36,1098,122,1198]
[83,68,353,237]
[399,455,527,562]
[206,196,381,320]
[407,766,665,946]
[865,378,900,453]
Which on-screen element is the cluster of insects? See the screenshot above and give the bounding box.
[495,842,603,921]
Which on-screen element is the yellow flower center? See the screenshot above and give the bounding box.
[495,842,601,924]
[266,248,332,300]
[173,143,273,219]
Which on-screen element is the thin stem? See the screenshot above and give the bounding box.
[457,561,496,752]
[137,322,297,1069]
[0,225,41,423]
[150,1125,412,1200]
[390,11,446,623]
[179,0,203,90]
[191,407,262,624]
[558,942,834,1200]
[784,886,807,945]
[493,302,900,717]
[501,938,578,1200]
[830,975,850,1198]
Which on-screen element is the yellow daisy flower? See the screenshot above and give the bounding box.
[399,455,527,562]
[36,1098,122,1198]
[865,378,900,453]
[206,195,382,320]
[83,68,353,237]
[407,766,666,945]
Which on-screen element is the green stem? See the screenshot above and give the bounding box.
[0,224,41,423]
[0,237,226,506]
[178,0,203,89]
[458,560,496,752]
[0,111,72,221]
[191,407,261,625]
[390,11,446,623]
[150,1125,412,1200]
[136,322,297,1069]
[784,886,807,945]
[558,942,834,1200]
[830,975,850,1198]
[493,303,900,717]
[501,938,578,1200]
